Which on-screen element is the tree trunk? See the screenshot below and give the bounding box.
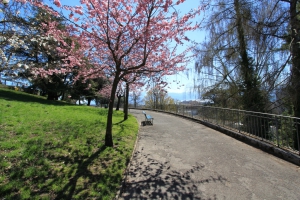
[234,0,264,112]
[124,83,129,120]
[61,91,65,101]
[234,0,268,138]
[116,95,122,110]
[133,92,138,108]
[47,91,58,100]
[123,94,126,111]
[290,0,300,150]
[105,76,120,147]
[234,0,251,106]
[87,97,92,106]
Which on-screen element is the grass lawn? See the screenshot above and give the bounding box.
[0,85,139,200]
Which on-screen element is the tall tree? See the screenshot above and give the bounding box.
[233,0,265,112]
[280,0,300,150]
[194,0,289,111]
[0,1,82,100]
[0,1,36,84]
[22,0,201,147]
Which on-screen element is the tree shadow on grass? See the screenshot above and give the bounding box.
[0,142,110,199]
[0,89,69,106]
[0,120,124,200]
[53,145,107,200]
[114,120,126,125]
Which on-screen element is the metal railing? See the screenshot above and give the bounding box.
[147,104,300,156]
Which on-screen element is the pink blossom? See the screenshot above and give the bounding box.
[69,12,74,19]
[74,6,83,15]
[53,0,61,7]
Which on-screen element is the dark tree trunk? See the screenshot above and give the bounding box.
[234,0,265,112]
[105,75,120,147]
[116,95,122,111]
[47,91,58,100]
[124,83,129,120]
[234,0,268,138]
[123,94,126,111]
[289,0,300,150]
[87,97,92,106]
[234,0,252,109]
[134,96,137,108]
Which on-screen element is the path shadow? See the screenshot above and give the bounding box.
[120,151,227,199]
[141,121,153,126]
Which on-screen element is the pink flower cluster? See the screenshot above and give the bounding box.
[15,0,201,100]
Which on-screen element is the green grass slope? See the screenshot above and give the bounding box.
[0,86,138,200]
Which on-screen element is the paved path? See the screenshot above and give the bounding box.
[119,110,300,200]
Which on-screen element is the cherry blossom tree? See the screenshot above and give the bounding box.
[0,1,37,84]
[0,1,86,100]
[15,0,202,147]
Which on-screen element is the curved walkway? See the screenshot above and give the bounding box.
[119,110,300,200]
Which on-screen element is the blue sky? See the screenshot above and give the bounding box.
[165,0,206,100]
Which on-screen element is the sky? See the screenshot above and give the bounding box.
[164,0,206,101]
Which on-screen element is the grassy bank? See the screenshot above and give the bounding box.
[0,86,138,199]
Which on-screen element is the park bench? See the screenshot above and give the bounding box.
[142,111,154,125]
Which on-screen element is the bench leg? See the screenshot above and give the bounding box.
[143,118,154,125]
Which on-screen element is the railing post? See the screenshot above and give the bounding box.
[238,110,240,133]
[223,109,225,126]
[296,118,300,156]
[192,106,194,118]
[275,117,279,147]
[215,107,218,125]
